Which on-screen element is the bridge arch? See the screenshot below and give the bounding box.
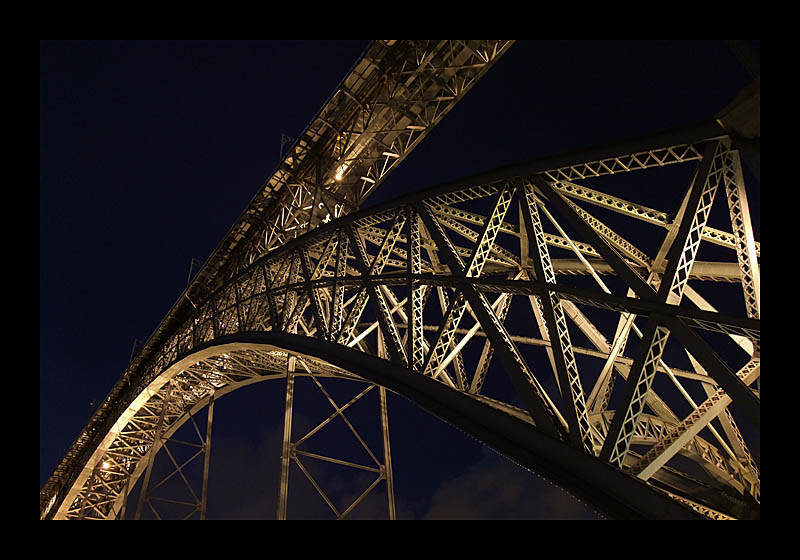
[52,334,716,520]
[43,121,760,521]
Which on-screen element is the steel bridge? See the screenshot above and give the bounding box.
[40,40,760,520]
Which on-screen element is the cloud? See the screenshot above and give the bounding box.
[422,450,603,520]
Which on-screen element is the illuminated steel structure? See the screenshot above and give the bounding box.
[40,40,760,520]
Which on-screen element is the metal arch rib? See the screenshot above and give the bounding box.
[41,118,758,521]
[63,334,709,520]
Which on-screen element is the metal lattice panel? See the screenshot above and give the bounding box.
[42,117,760,520]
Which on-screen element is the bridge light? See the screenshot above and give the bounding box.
[334,162,349,182]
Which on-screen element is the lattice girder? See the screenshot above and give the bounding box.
[42,121,760,520]
[67,41,515,503]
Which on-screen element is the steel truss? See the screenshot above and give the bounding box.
[41,39,514,520]
[132,381,215,520]
[117,40,516,412]
[277,353,396,520]
[42,117,760,520]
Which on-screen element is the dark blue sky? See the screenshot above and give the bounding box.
[40,40,758,519]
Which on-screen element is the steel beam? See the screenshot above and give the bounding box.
[200,391,214,520]
[277,355,296,520]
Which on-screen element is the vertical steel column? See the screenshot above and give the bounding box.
[134,381,175,520]
[277,354,296,520]
[200,391,215,520]
[379,386,396,520]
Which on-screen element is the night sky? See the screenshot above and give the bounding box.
[40,40,759,519]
